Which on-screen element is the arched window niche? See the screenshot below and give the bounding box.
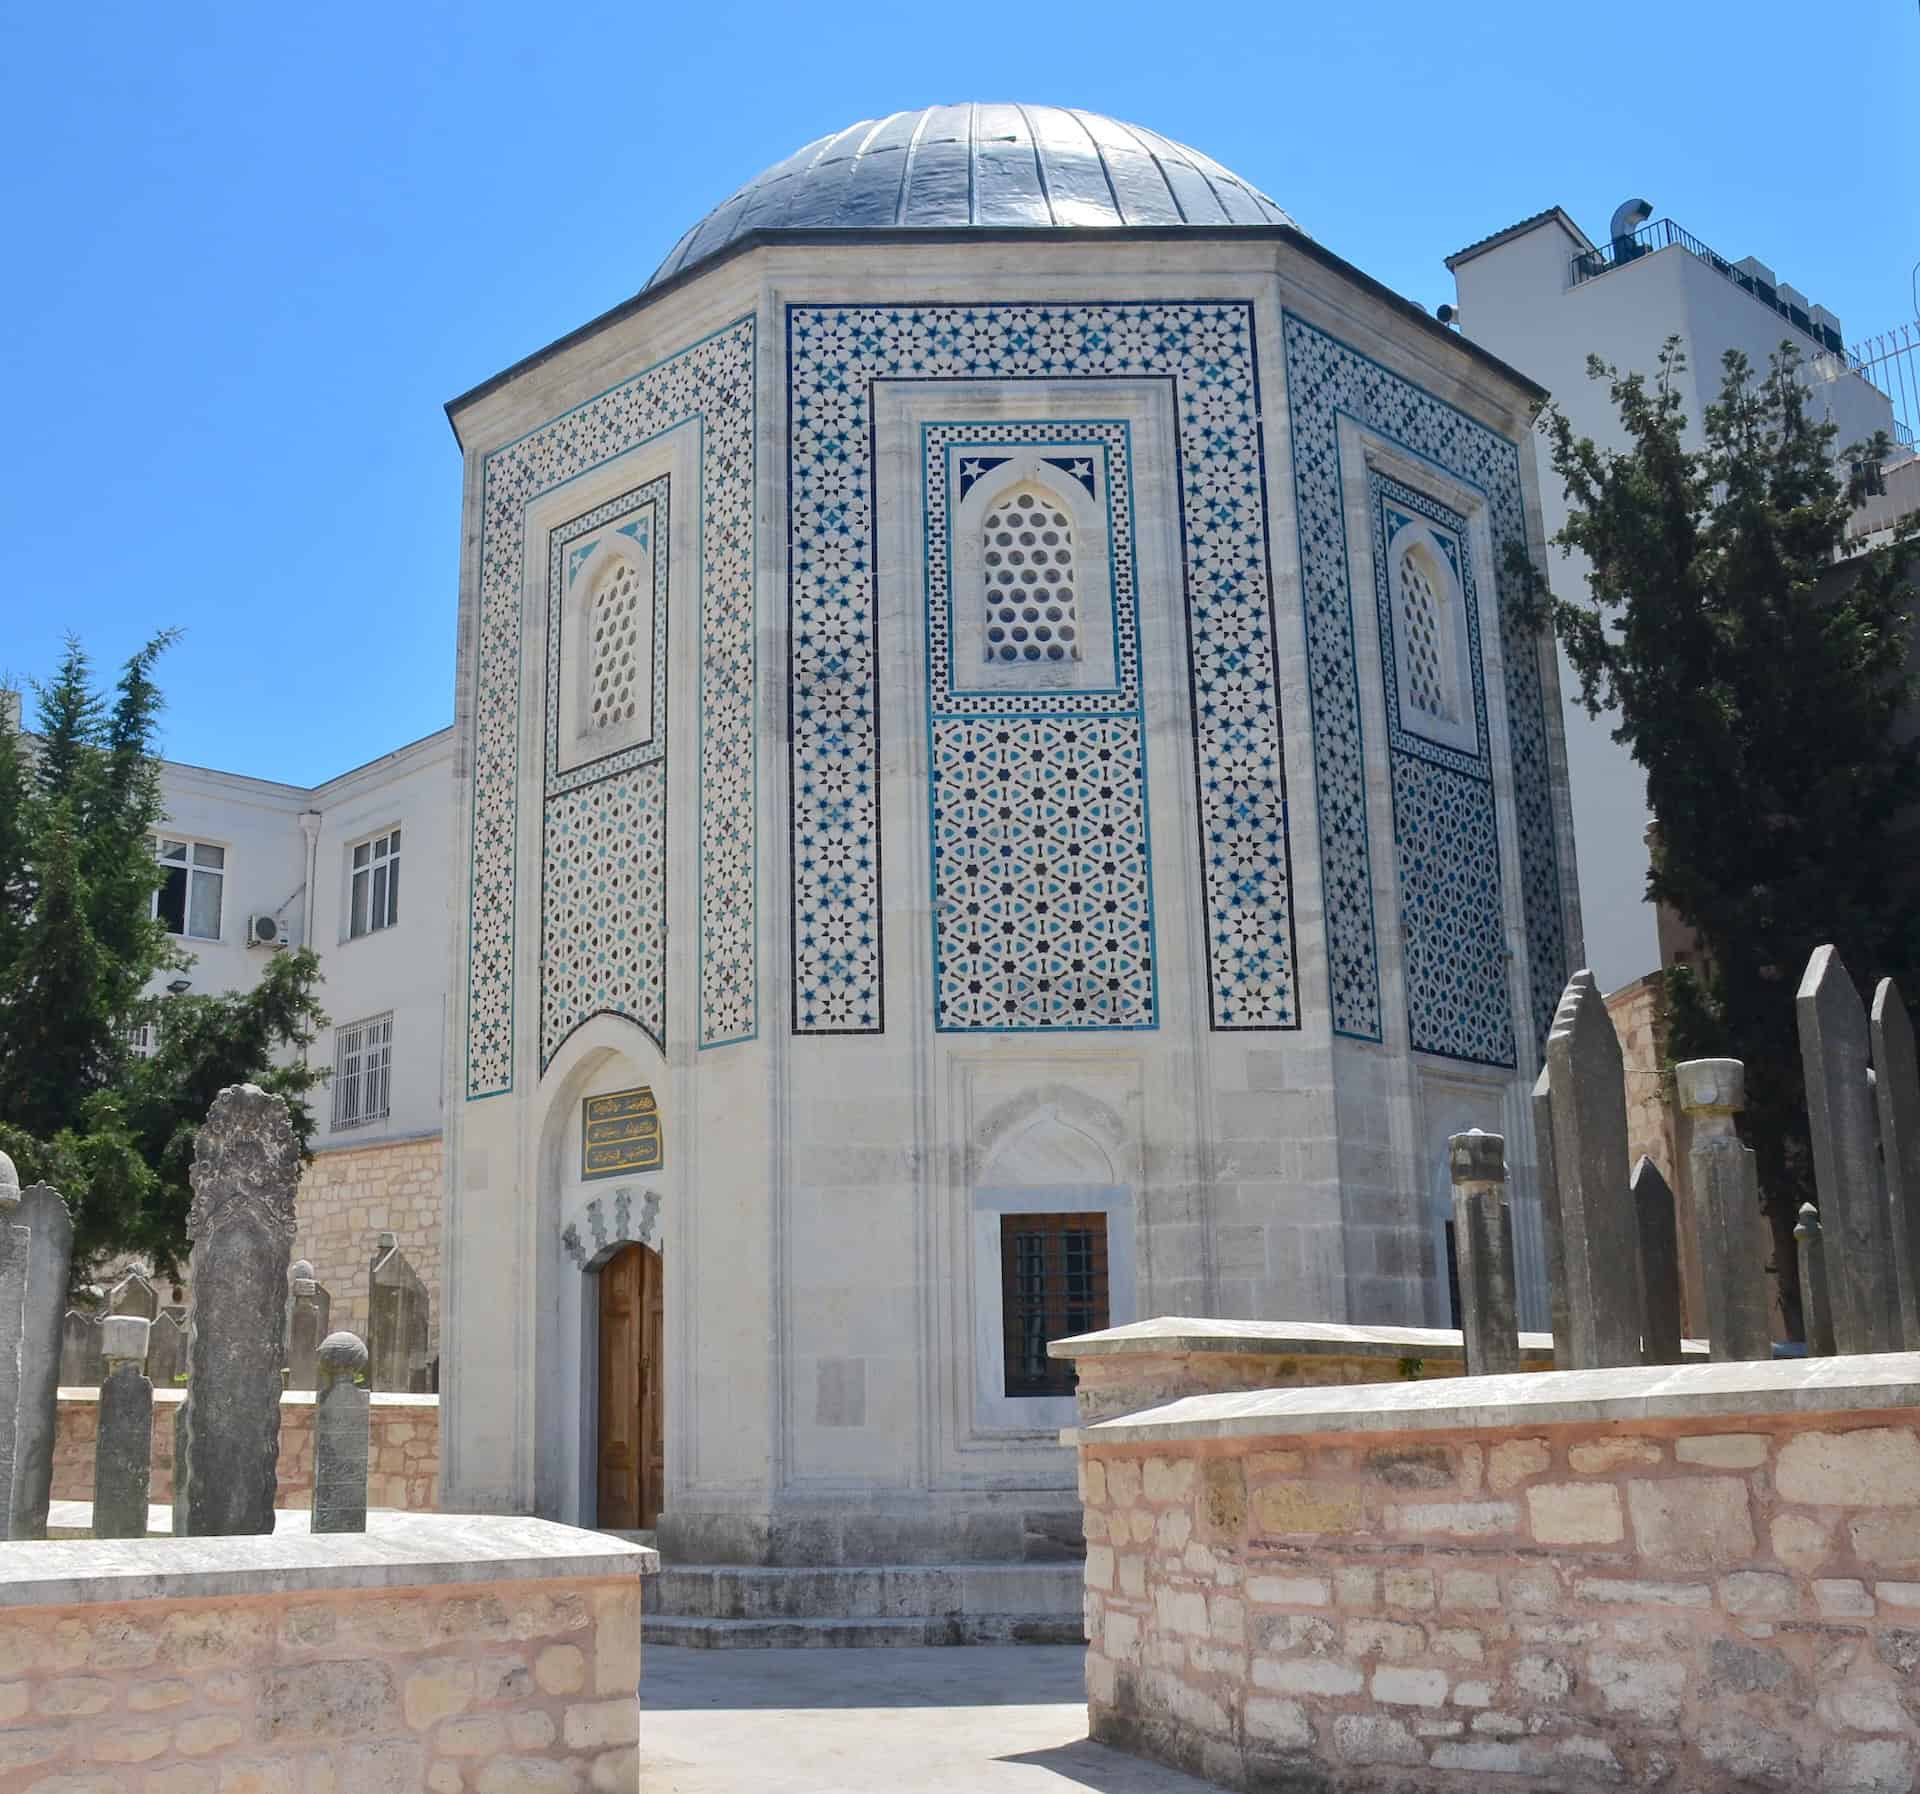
[1384,514,1476,758]
[948,449,1117,696]
[556,530,658,767]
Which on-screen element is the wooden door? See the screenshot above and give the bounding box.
[597,1244,663,1530]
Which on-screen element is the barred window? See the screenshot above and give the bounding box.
[984,486,1080,666]
[999,1212,1109,1398]
[332,1012,393,1131]
[349,827,401,939]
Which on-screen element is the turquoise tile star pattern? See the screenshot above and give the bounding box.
[787,300,1297,1035]
[1370,473,1515,1067]
[1282,313,1566,1052]
[464,317,756,1099]
[921,420,1156,1030]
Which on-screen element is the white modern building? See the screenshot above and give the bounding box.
[437,100,1584,1613]
[142,730,454,1344]
[1447,201,1908,990]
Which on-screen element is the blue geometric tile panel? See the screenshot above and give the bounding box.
[787,300,1297,1035]
[922,421,1155,1030]
[1370,473,1515,1067]
[464,316,756,1099]
[1282,312,1566,1052]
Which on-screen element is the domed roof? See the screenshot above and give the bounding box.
[647,103,1298,289]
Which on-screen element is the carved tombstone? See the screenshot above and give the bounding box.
[58,1306,103,1389]
[285,1261,332,1393]
[0,1155,30,1540]
[1544,972,1645,1369]
[1798,947,1903,1353]
[11,1182,74,1540]
[108,1269,159,1320]
[146,1308,188,1389]
[1869,977,1920,1350]
[1631,1157,1685,1366]
[1448,1130,1521,1376]
[176,1085,300,1536]
[94,1314,154,1539]
[1677,1059,1772,1362]
[1531,1063,1573,1362]
[311,1331,370,1534]
[368,1233,430,1393]
[1796,1203,1838,1357]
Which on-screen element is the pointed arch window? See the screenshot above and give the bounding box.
[1395,536,1459,726]
[982,485,1081,666]
[586,555,645,737]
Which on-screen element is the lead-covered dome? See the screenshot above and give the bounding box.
[648,103,1298,290]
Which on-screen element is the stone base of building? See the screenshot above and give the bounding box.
[655,1493,1083,1569]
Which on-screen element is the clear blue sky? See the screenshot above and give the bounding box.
[3,1,1915,784]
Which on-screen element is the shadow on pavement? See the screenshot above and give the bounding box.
[640,1642,1091,1712]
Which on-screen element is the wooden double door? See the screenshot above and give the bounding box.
[596,1243,663,1530]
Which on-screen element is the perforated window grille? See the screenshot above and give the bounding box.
[587,558,644,734]
[332,1012,393,1131]
[1398,544,1456,723]
[983,487,1080,665]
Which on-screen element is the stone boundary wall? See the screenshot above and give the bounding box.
[1053,1318,1563,1426]
[1072,1355,1920,1793]
[294,1132,444,1352]
[54,1388,439,1512]
[0,1513,651,1792]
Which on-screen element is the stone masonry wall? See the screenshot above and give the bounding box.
[294,1133,443,1353]
[54,1389,438,1512]
[1080,1410,1920,1792]
[0,1571,639,1792]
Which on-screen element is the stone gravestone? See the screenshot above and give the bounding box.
[285,1261,331,1392]
[1631,1157,1684,1366]
[1796,1204,1838,1357]
[1531,1064,1572,1363]
[1797,946,1903,1354]
[1544,972,1645,1369]
[11,1181,74,1540]
[108,1269,159,1320]
[176,1085,300,1537]
[1448,1130,1520,1377]
[1869,977,1920,1350]
[58,1306,103,1389]
[94,1315,153,1539]
[146,1309,187,1389]
[0,1155,32,1541]
[311,1331,370,1534]
[1677,1059,1772,1362]
[368,1233,429,1393]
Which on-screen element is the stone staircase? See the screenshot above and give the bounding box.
[642,1561,1086,1649]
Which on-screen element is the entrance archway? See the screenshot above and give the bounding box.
[597,1243,664,1529]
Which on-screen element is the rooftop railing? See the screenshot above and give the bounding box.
[1570,218,1846,356]
[1848,320,1920,452]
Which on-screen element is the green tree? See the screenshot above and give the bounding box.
[1528,339,1920,1329]
[0,639,327,1272]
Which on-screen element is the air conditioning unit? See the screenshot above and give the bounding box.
[248,913,289,950]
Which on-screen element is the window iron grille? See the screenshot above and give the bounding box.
[332,1012,393,1131]
[999,1211,1109,1398]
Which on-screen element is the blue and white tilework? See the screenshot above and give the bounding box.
[787,301,1297,1035]
[923,422,1155,1030]
[1282,312,1566,1052]
[1370,474,1515,1067]
[464,317,755,1099]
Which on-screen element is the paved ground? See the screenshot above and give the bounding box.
[640,1645,1223,1794]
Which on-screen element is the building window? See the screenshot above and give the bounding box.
[152,838,224,941]
[331,1012,393,1131]
[349,828,401,938]
[984,485,1080,666]
[1396,540,1458,724]
[587,556,645,736]
[123,1022,157,1060]
[999,1212,1109,1397]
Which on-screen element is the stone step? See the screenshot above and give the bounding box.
[646,1561,1082,1623]
[645,1613,1087,1650]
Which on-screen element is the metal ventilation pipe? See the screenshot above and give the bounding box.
[1610,198,1653,260]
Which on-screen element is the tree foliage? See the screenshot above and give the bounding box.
[0,638,327,1273]
[1528,339,1920,1324]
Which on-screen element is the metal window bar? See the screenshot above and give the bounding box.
[331,1012,393,1131]
[999,1212,1109,1398]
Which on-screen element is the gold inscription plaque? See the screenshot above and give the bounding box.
[582,1086,662,1179]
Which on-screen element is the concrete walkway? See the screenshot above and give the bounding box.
[641,1644,1224,1793]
